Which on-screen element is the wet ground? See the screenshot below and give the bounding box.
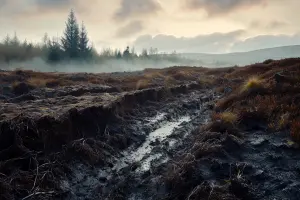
[61,87,300,200]
[1,74,300,199]
[63,88,217,199]
[1,61,300,199]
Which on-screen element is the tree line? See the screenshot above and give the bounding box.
[0,10,181,64]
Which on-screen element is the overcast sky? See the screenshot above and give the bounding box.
[1,0,300,53]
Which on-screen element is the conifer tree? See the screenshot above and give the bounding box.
[61,9,80,59]
[116,50,122,59]
[48,37,64,63]
[3,35,10,46]
[42,33,50,48]
[123,46,130,59]
[141,49,148,58]
[79,22,91,59]
[11,32,20,46]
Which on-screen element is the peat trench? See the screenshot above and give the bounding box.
[35,87,300,200]
[63,88,218,199]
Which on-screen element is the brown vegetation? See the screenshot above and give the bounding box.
[211,57,300,142]
[0,66,218,93]
[1,57,300,199]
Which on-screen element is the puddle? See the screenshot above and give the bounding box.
[168,139,177,148]
[139,153,163,171]
[145,112,166,124]
[113,116,191,172]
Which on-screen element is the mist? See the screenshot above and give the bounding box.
[0,57,205,74]
[1,44,299,74]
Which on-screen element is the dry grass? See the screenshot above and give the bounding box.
[213,112,238,124]
[1,65,220,93]
[143,71,165,80]
[204,112,240,136]
[291,120,300,143]
[136,79,150,90]
[240,76,264,93]
[212,57,300,142]
[164,76,177,87]
[27,77,51,87]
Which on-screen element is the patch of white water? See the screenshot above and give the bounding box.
[145,112,166,125]
[113,116,191,172]
[139,153,162,171]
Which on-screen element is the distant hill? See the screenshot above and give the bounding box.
[179,45,300,67]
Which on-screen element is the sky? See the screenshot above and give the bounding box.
[1,0,300,53]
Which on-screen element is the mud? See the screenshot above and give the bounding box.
[1,67,300,200]
[64,88,216,199]
[60,86,300,200]
[92,129,300,200]
[0,80,208,200]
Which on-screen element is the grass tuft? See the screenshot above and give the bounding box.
[241,76,263,93]
[213,112,238,124]
[136,79,150,90]
[27,77,49,87]
[291,120,300,143]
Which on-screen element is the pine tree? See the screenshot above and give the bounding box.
[3,35,10,46]
[47,37,64,63]
[130,47,136,57]
[123,46,130,59]
[11,32,20,46]
[141,48,148,58]
[22,39,28,48]
[42,33,50,48]
[116,50,122,59]
[61,9,80,59]
[79,22,91,59]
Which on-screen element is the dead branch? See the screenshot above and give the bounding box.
[30,157,39,192]
[21,191,55,200]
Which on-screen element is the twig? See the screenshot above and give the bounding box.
[0,172,7,177]
[208,182,215,200]
[186,185,201,200]
[21,191,55,200]
[30,157,39,192]
[39,161,54,169]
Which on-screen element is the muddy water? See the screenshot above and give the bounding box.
[64,89,216,199]
[62,87,300,200]
[113,115,191,172]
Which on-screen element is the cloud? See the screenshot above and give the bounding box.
[114,0,161,21]
[184,0,267,16]
[231,34,300,52]
[250,20,288,30]
[132,30,246,53]
[0,0,7,6]
[0,0,82,18]
[34,0,76,8]
[115,20,144,38]
[131,31,300,53]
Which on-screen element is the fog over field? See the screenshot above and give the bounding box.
[0,58,192,73]
[1,45,299,73]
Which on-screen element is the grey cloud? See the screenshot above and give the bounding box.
[250,20,288,30]
[231,34,300,52]
[131,31,300,53]
[0,0,8,6]
[0,0,77,9]
[114,0,161,21]
[34,0,77,8]
[132,30,246,53]
[115,20,144,38]
[0,0,80,18]
[184,0,266,15]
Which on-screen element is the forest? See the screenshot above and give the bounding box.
[0,10,181,64]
